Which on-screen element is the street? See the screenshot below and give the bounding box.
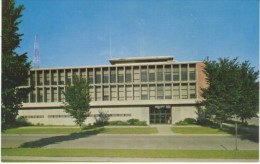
[2,134,258,150]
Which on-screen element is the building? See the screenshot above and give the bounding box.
[19,56,207,125]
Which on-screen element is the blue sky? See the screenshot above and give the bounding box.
[16,0,259,69]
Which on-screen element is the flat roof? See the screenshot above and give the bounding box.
[109,56,174,65]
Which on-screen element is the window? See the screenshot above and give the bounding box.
[141,85,148,100]
[125,67,132,83]
[37,71,43,85]
[133,67,140,82]
[51,70,58,85]
[89,86,94,100]
[164,65,171,81]
[80,69,86,79]
[110,68,116,83]
[181,83,188,99]
[165,84,172,99]
[173,65,179,81]
[95,86,102,101]
[189,83,196,99]
[141,66,147,82]
[118,85,124,101]
[149,66,155,82]
[37,88,43,102]
[118,68,124,83]
[103,68,109,83]
[157,66,163,82]
[126,85,132,100]
[66,69,72,84]
[103,86,109,101]
[149,84,156,100]
[30,89,36,102]
[58,70,65,85]
[45,88,51,102]
[87,69,93,84]
[173,84,180,99]
[31,71,36,86]
[157,84,164,99]
[111,85,117,101]
[59,87,65,102]
[52,87,58,102]
[44,71,50,85]
[181,65,188,81]
[95,69,101,84]
[133,85,140,100]
[189,64,196,80]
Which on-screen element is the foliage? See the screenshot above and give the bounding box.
[175,118,197,125]
[200,57,259,127]
[108,119,147,126]
[94,110,110,126]
[108,120,129,126]
[62,74,91,129]
[2,0,31,130]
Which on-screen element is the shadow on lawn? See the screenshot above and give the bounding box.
[19,127,105,148]
[207,124,259,143]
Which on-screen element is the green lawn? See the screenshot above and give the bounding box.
[171,126,245,134]
[2,127,157,134]
[2,148,258,159]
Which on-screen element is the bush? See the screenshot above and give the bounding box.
[175,118,197,125]
[108,121,129,126]
[127,119,140,125]
[108,119,147,126]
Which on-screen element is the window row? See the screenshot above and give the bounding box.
[90,83,197,101]
[29,64,196,86]
[25,83,197,103]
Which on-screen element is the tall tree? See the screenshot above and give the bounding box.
[62,74,91,129]
[2,0,31,130]
[201,57,259,127]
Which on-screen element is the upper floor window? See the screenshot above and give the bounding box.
[125,67,132,83]
[110,68,116,83]
[157,66,163,82]
[181,65,188,81]
[95,69,101,84]
[189,64,196,80]
[103,68,109,83]
[87,69,93,84]
[118,68,124,83]
[149,66,155,82]
[165,65,171,81]
[141,66,147,82]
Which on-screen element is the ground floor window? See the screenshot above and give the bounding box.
[150,105,171,124]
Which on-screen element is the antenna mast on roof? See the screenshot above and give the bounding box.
[33,34,40,68]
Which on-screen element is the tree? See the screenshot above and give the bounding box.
[201,57,259,127]
[62,74,91,129]
[2,0,31,130]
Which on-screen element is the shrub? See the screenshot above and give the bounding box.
[108,121,129,126]
[175,118,197,125]
[133,121,147,126]
[127,119,140,125]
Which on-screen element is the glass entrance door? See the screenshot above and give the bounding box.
[150,105,171,124]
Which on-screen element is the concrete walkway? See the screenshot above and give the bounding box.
[151,124,173,134]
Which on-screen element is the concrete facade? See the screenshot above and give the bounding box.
[19,56,206,125]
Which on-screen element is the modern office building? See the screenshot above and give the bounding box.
[19,56,207,125]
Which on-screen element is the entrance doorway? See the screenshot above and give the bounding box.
[150,105,171,124]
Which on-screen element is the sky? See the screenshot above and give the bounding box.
[16,0,259,70]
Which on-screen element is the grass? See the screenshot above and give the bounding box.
[2,126,157,134]
[171,126,252,135]
[172,126,228,134]
[2,148,258,159]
